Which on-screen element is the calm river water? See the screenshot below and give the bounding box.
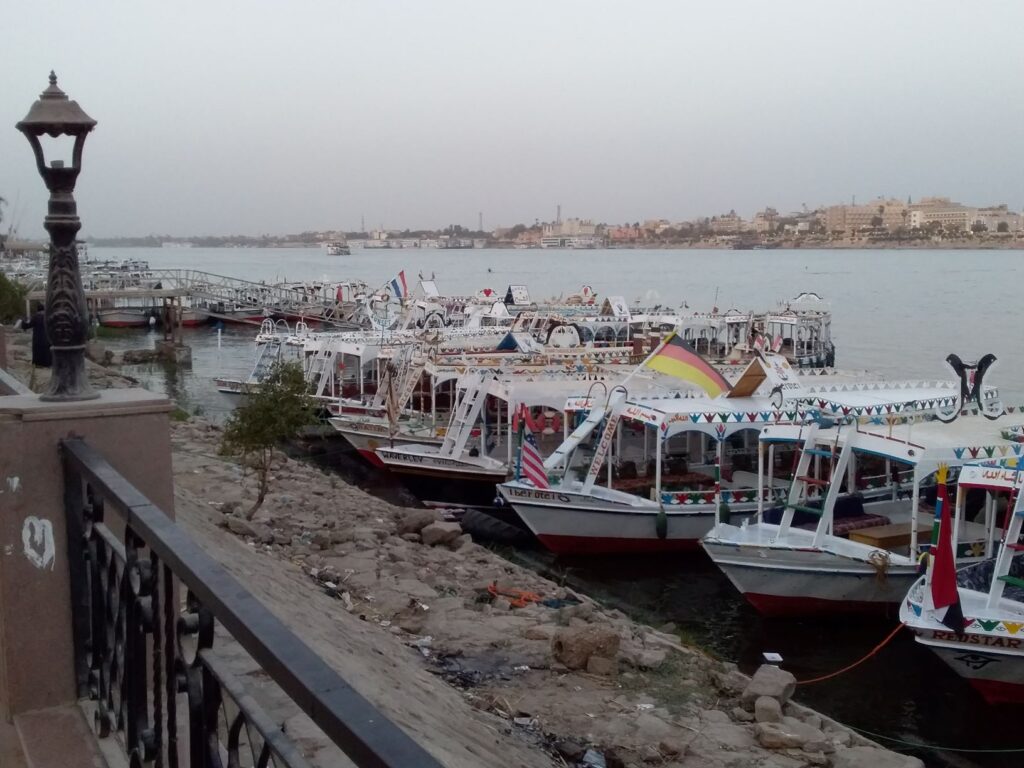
[97,246,1024,766]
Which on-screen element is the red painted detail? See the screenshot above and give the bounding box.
[536,533,700,555]
[743,591,896,618]
[98,320,150,328]
[356,448,386,468]
[966,676,1024,705]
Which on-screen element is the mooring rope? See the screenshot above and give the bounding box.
[796,623,903,685]
[848,726,1024,754]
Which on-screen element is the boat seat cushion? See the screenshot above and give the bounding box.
[763,494,871,528]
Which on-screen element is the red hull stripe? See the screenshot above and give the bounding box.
[967,677,1024,705]
[536,533,700,555]
[743,591,898,617]
[356,448,386,468]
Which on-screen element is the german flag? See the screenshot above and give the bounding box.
[644,333,731,398]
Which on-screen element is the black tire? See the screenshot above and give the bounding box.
[459,508,534,546]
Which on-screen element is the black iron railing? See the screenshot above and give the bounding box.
[62,437,443,768]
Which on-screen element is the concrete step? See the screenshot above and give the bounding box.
[13,704,111,768]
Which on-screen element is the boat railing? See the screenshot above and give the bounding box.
[62,437,442,767]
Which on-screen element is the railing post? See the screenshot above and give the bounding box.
[61,452,91,700]
[0,389,173,719]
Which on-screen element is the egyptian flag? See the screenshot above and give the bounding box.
[930,465,966,632]
[643,333,731,398]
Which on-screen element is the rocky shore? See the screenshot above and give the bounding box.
[1,327,923,767]
[167,416,923,768]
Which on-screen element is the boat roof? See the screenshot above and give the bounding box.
[770,413,1024,470]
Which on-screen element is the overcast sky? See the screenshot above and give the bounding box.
[3,1,1023,237]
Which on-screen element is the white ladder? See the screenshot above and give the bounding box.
[306,346,337,398]
[440,372,492,458]
[544,405,608,472]
[395,358,426,413]
[581,399,626,494]
[986,473,1024,609]
[777,423,852,539]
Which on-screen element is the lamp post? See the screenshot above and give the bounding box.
[16,72,98,401]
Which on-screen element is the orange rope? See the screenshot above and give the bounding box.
[796,623,903,685]
[487,581,542,608]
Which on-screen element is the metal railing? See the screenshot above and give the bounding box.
[62,437,443,768]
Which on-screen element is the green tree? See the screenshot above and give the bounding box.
[971,222,988,234]
[220,361,316,518]
[998,221,1010,233]
[870,215,883,228]
[0,274,28,324]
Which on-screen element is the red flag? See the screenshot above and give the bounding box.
[930,466,965,632]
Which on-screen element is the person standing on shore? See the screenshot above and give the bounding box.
[19,302,51,389]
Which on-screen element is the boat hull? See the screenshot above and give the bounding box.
[499,483,728,555]
[333,425,443,468]
[909,628,1024,704]
[96,309,153,328]
[375,447,507,507]
[702,540,919,616]
[179,309,210,327]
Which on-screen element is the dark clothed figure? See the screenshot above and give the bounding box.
[22,310,51,368]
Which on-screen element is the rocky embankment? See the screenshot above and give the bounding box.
[168,414,922,768]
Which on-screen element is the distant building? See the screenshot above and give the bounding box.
[825,198,907,234]
[753,208,778,234]
[907,197,974,232]
[608,225,641,243]
[972,204,1022,233]
[542,217,597,237]
[709,210,747,234]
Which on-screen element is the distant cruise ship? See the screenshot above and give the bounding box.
[325,241,351,256]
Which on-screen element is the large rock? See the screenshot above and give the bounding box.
[420,521,462,546]
[397,509,438,536]
[552,625,620,670]
[755,717,826,750]
[754,695,782,723]
[741,664,797,707]
[225,516,274,544]
[832,747,924,768]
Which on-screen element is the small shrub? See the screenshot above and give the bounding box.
[220,362,315,519]
[0,274,27,324]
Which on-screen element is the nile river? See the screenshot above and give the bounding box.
[96,246,1024,766]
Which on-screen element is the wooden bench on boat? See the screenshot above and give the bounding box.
[847,521,934,549]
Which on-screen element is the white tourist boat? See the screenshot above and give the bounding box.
[95,306,157,328]
[496,355,858,554]
[900,454,1024,704]
[372,372,600,507]
[702,382,1021,616]
[325,241,351,256]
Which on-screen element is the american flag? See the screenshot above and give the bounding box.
[520,425,550,489]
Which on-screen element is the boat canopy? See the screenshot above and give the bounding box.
[956,457,1024,492]
[761,415,1024,473]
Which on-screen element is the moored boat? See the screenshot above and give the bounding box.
[96,306,156,328]
[702,370,1019,616]
[900,456,1024,704]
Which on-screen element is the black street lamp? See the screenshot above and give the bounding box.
[16,72,98,401]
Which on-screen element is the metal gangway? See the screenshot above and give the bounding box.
[147,269,365,326]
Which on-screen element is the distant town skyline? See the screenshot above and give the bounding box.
[4,2,1024,238]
